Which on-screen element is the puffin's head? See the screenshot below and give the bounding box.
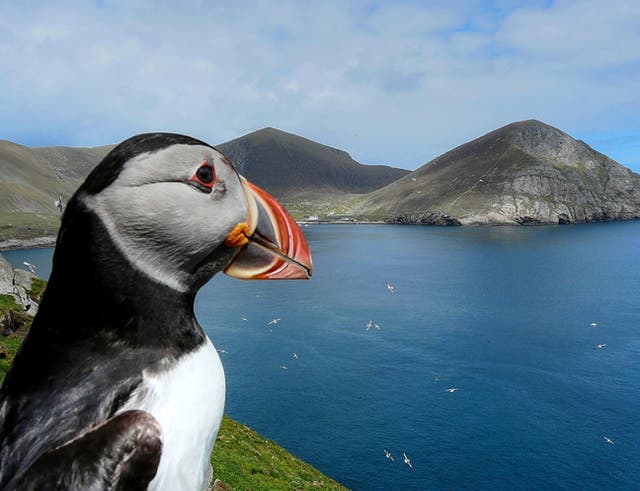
[73,133,312,292]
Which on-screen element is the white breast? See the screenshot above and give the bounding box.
[117,337,226,491]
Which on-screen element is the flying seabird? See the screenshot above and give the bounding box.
[445,388,460,393]
[268,318,282,325]
[0,133,312,490]
[22,261,37,275]
[384,449,394,461]
[403,452,413,469]
[594,343,607,349]
[604,436,614,444]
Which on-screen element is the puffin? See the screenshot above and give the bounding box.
[0,133,312,490]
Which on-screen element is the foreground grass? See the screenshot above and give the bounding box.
[0,293,32,380]
[0,285,347,491]
[212,416,346,490]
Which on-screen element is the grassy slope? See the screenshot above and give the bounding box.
[0,286,346,491]
[212,417,346,490]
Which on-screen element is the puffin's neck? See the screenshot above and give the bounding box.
[34,201,206,356]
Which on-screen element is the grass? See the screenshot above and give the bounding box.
[0,293,20,312]
[212,417,346,490]
[0,330,24,382]
[27,278,47,304]
[0,293,31,380]
[0,284,347,491]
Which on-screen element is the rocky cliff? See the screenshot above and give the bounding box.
[0,255,44,340]
[349,120,640,225]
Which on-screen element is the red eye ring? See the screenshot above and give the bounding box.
[188,161,216,193]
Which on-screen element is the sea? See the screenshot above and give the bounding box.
[3,222,640,490]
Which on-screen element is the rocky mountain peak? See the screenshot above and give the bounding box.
[350,120,640,225]
[497,119,602,168]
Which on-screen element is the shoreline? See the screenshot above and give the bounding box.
[2,217,640,251]
[0,236,57,252]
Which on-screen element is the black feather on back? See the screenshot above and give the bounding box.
[13,410,162,491]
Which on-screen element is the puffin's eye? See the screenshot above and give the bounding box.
[197,165,214,184]
[188,162,216,193]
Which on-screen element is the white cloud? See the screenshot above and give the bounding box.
[0,0,638,171]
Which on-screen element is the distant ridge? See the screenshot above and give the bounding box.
[349,120,640,225]
[0,129,408,243]
[217,127,409,198]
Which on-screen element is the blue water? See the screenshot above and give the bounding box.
[4,223,640,490]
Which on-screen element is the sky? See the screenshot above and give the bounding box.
[1,0,639,172]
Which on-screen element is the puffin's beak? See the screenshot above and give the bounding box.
[223,177,312,280]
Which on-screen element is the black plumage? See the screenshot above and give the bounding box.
[0,135,230,488]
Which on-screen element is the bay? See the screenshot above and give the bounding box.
[4,222,640,490]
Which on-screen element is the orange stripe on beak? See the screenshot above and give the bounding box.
[224,178,312,280]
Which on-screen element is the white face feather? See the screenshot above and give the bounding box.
[83,144,248,292]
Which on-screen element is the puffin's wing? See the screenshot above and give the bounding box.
[15,410,162,491]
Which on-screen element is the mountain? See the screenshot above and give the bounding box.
[2,120,639,244]
[349,120,640,225]
[217,127,409,197]
[0,129,408,243]
[0,141,113,242]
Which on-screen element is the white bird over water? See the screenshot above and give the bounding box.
[403,452,413,469]
[365,320,381,331]
[590,322,598,328]
[386,282,396,293]
[268,318,281,325]
[384,449,394,461]
[604,436,614,444]
[445,387,459,393]
[22,261,37,274]
[292,352,298,359]
[595,343,607,349]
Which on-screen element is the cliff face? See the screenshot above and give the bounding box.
[350,120,640,225]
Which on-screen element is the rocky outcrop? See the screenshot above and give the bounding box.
[0,254,39,319]
[391,212,461,226]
